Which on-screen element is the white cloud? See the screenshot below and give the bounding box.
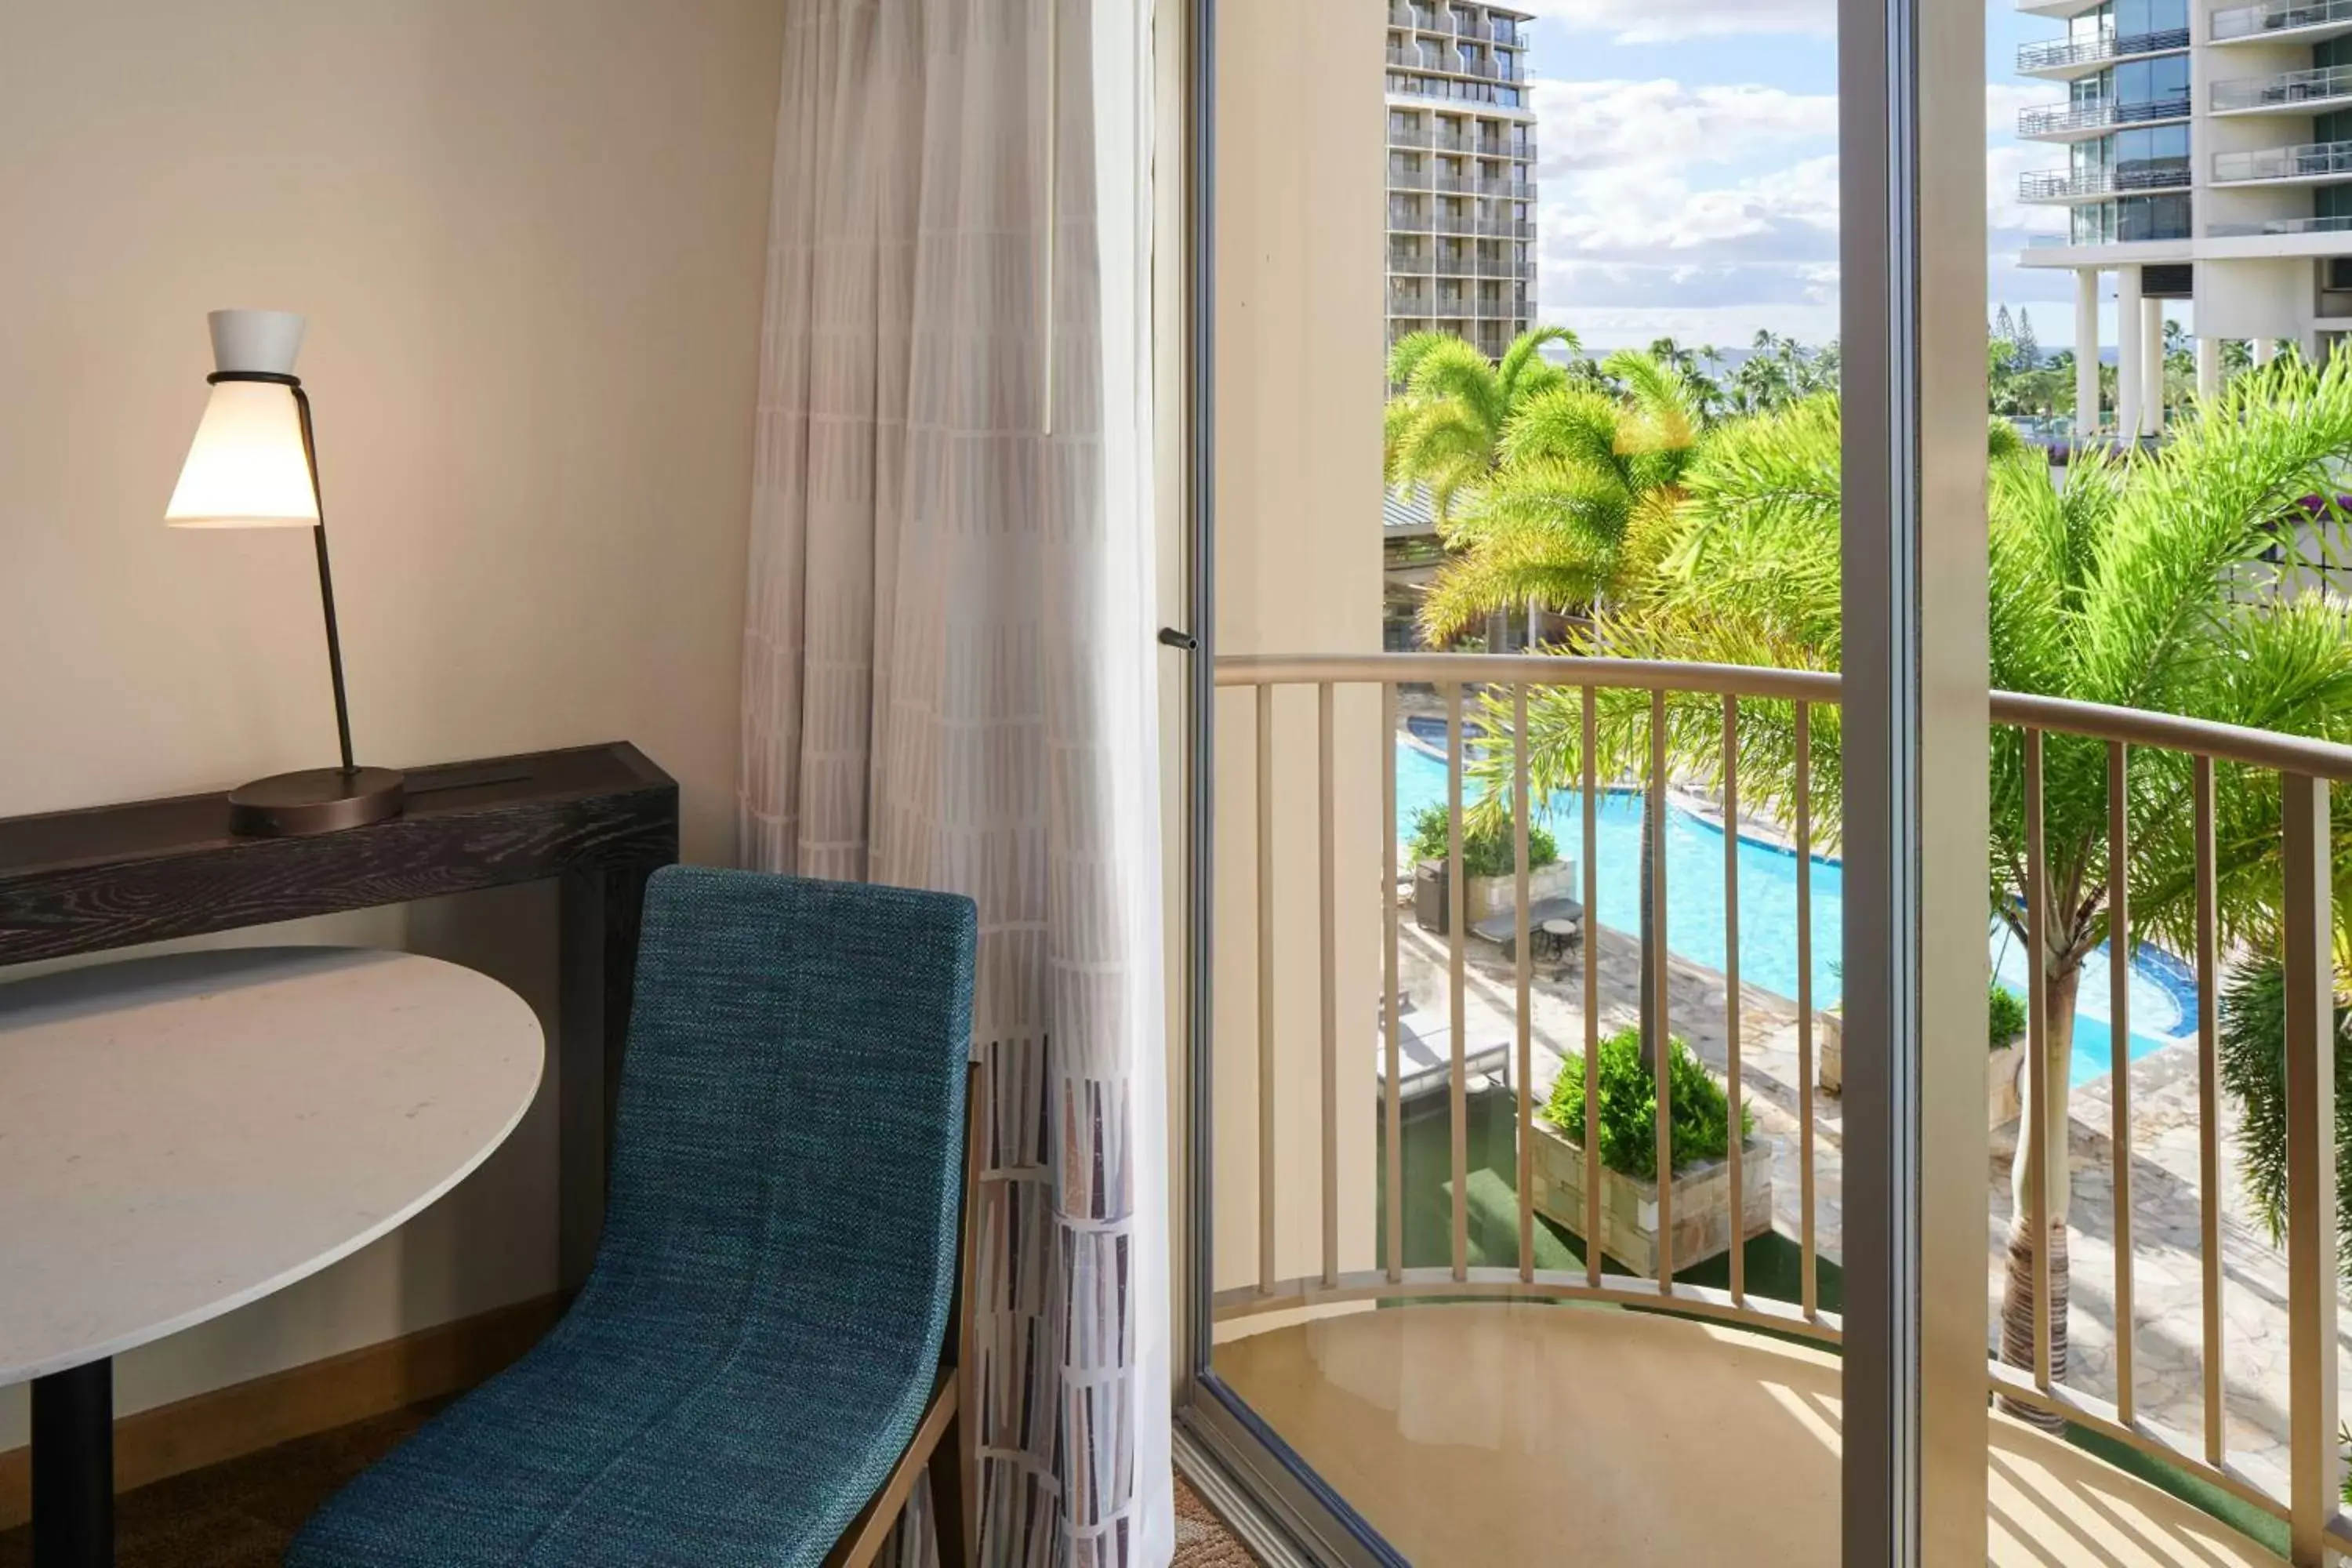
[1513,0,1831,44]
[1537,79,1838,176]
[1987,142,2068,241]
[1987,81,2050,136]
[1525,71,2080,343]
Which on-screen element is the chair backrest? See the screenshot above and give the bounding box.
[593,866,978,1374]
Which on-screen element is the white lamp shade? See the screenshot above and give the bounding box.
[163,380,319,528]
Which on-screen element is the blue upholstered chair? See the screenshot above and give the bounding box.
[286,866,978,1568]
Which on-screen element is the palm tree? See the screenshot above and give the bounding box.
[1415,348,1704,643]
[1384,326,1582,523]
[1492,363,2352,1407]
[1432,350,1708,1067]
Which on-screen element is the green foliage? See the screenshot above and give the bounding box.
[1987,984,2027,1050]
[1407,802,1557,880]
[1540,1026,1752,1178]
[1384,327,1579,523]
[1414,347,1706,643]
[2216,957,2352,1283]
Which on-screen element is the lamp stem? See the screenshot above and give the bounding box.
[290,387,356,776]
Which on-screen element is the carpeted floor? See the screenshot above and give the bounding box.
[0,1406,1259,1567]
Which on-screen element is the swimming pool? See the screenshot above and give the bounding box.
[1394,735,2198,1086]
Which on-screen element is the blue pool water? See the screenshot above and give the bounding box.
[1395,736,2199,1086]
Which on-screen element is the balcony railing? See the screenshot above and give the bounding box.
[2212,0,2352,37]
[2016,26,2190,71]
[2213,139,2352,181]
[2212,61,2352,111]
[1388,74,1526,109]
[1217,650,2352,1566]
[2018,161,2192,198]
[2209,212,2352,234]
[2018,93,2192,135]
[1386,164,1432,191]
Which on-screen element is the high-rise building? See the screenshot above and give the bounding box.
[2015,0,2352,437]
[1385,2,1539,364]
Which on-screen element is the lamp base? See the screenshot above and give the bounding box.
[227,767,406,837]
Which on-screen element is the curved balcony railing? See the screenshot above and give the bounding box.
[2016,25,2190,71]
[2018,93,2192,135]
[2213,139,2352,181]
[2212,0,2352,38]
[2212,61,2352,111]
[2019,161,2192,198]
[1214,650,2352,1565]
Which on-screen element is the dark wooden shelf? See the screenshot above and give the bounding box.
[0,742,676,964]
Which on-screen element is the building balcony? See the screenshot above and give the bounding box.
[2017,161,2192,200]
[2212,61,2352,114]
[2016,0,2112,20]
[2015,26,2190,78]
[2208,211,2352,234]
[1387,164,1432,191]
[2212,138,2352,183]
[1386,74,1534,112]
[1212,650,2352,1568]
[1475,216,1536,238]
[2017,93,2192,139]
[2212,0,2352,41]
[1490,20,1528,44]
[1217,1308,2285,1567]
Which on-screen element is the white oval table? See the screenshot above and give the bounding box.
[0,946,544,1568]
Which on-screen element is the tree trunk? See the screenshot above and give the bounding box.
[1996,957,2083,1428]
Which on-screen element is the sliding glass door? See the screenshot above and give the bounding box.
[1169,0,1999,1559]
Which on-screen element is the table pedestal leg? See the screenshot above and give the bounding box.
[32,1359,111,1568]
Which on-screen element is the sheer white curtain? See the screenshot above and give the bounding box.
[739,2,1170,1565]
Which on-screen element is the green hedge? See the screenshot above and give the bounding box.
[1408,803,1559,880]
[1539,1025,1752,1178]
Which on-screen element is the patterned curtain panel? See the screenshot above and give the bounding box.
[739,2,1171,1566]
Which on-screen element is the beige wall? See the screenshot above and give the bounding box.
[0,0,781,1444]
[1208,0,1385,1304]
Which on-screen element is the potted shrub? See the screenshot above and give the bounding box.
[1986,983,2028,1127]
[1408,804,1570,935]
[1821,981,2030,1132]
[1526,1027,1773,1278]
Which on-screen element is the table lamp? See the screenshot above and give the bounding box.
[165,310,404,836]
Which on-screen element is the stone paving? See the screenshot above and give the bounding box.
[1392,901,2352,1501]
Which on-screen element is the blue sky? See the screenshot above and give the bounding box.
[1523,0,2156,350]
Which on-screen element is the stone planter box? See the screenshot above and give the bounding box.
[1413,858,1575,935]
[1820,1010,2029,1131]
[1987,1035,2027,1128]
[1526,1116,1774,1279]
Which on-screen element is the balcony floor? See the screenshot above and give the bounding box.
[1215,1304,2284,1566]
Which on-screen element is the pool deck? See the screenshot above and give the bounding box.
[1394,907,2350,1501]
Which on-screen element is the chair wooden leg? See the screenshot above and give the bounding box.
[927,1406,968,1568]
